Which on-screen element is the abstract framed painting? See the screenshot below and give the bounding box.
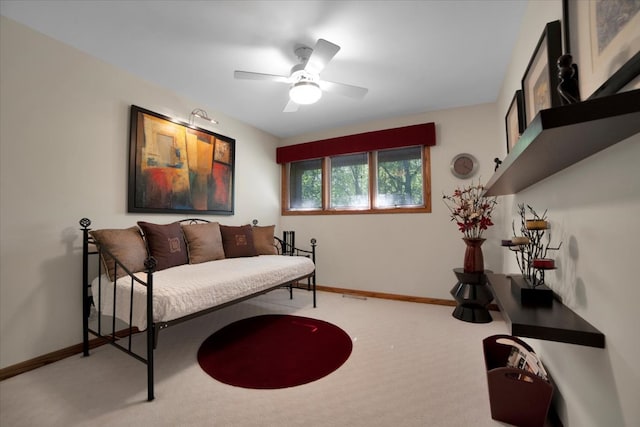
[128,105,235,215]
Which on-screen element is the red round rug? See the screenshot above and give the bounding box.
[197,314,352,389]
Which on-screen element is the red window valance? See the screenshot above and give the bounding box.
[276,122,436,164]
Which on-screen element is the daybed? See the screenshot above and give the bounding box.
[80,218,317,401]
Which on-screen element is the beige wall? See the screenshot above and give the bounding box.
[0,16,281,368]
[2,1,640,425]
[495,2,640,426]
[281,1,640,425]
[280,103,504,300]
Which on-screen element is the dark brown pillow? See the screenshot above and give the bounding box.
[137,221,188,271]
[252,225,277,255]
[90,227,148,281]
[219,224,258,258]
[182,222,225,264]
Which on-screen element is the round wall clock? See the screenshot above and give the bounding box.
[450,153,478,179]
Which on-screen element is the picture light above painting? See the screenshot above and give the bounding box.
[128,105,235,215]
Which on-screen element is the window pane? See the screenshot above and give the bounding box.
[330,153,369,209]
[289,159,322,209]
[376,146,423,208]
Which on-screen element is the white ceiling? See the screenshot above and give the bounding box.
[1,0,527,139]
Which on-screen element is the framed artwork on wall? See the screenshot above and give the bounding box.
[563,0,640,99]
[521,20,563,125]
[128,105,235,215]
[505,90,525,153]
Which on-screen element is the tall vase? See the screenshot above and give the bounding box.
[463,238,485,273]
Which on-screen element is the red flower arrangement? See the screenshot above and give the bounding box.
[442,181,498,239]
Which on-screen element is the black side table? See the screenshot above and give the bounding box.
[450,268,493,323]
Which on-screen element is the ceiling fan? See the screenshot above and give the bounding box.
[234,38,368,112]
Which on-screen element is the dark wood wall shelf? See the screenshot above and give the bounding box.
[486,273,605,348]
[485,89,640,196]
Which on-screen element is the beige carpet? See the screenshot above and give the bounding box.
[1,290,512,427]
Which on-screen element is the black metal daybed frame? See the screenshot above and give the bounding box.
[80,218,317,401]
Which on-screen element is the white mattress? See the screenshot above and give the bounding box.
[91,255,315,330]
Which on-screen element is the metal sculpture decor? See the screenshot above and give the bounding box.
[501,204,562,287]
[493,157,502,171]
[557,54,581,105]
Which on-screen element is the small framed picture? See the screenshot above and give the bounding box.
[521,20,563,125]
[505,90,525,153]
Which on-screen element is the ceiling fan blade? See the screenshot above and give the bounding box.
[234,70,290,84]
[319,80,369,100]
[304,39,340,75]
[283,99,299,113]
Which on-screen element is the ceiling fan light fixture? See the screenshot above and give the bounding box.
[289,81,322,105]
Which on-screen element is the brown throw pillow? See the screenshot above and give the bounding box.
[137,221,188,271]
[252,225,278,255]
[182,222,225,264]
[90,227,148,281]
[219,224,258,258]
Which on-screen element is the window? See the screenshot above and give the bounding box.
[277,123,435,215]
[288,159,322,210]
[330,153,369,209]
[376,146,424,208]
[283,145,431,215]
